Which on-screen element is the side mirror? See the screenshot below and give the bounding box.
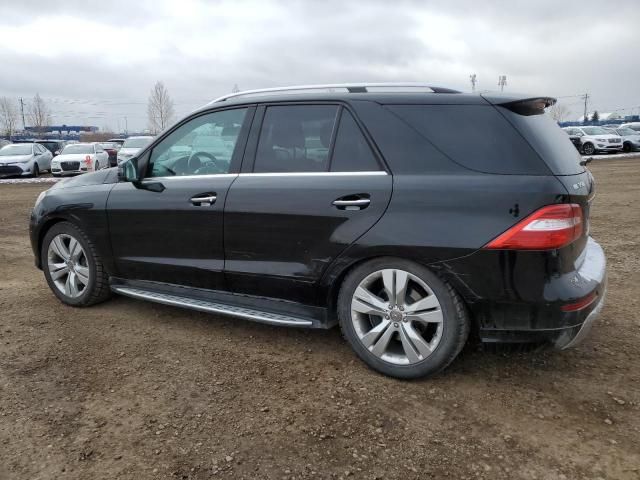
[117,157,139,183]
[118,157,165,193]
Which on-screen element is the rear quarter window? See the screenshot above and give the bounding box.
[499,108,584,175]
[386,104,550,175]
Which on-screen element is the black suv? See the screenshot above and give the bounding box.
[30,84,606,379]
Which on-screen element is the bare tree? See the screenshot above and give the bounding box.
[28,93,51,136]
[147,81,175,134]
[0,97,19,138]
[548,103,570,123]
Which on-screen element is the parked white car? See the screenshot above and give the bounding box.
[620,122,640,133]
[562,126,623,155]
[604,127,640,152]
[117,136,154,164]
[51,142,109,176]
[0,142,52,177]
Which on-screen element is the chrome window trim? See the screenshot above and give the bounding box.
[239,171,388,177]
[142,173,239,182]
[141,171,388,182]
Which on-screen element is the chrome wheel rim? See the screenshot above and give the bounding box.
[584,144,594,155]
[47,234,90,298]
[350,268,443,365]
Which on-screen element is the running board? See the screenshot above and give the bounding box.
[112,286,315,327]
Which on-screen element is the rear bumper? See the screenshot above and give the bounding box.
[441,237,607,347]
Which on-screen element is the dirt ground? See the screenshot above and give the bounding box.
[1,159,639,480]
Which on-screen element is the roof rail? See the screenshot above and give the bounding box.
[210,83,461,104]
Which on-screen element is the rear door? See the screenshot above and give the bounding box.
[224,103,392,304]
[107,107,253,290]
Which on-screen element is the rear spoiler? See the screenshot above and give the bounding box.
[481,93,556,116]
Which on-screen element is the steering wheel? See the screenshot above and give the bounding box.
[187,151,224,174]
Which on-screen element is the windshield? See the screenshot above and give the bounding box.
[62,144,94,154]
[617,128,636,136]
[582,127,610,135]
[123,137,152,148]
[0,144,32,156]
[100,143,117,148]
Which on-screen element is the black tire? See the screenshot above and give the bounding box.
[95,161,100,171]
[41,222,111,307]
[32,163,39,178]
[623,142,632,153]
[337,257,469,379]
[582,142,595,155]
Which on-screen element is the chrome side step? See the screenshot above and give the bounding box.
[112,286,314,327]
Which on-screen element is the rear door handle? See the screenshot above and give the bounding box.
[332,195,371,210]
[190,194,217,206]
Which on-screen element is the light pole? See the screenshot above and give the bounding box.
[498,75,507,92]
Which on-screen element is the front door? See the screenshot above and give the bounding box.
[107,106,252,290]
[224,104,392,304]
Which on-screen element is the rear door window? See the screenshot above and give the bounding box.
[330,110,381,172]
[254,105,338,172]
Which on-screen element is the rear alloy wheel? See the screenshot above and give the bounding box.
[338,258,469,379]
[582,142,595,155]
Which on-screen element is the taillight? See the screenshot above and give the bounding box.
[484,204,583,250]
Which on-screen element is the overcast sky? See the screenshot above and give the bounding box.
[1,0,638,132]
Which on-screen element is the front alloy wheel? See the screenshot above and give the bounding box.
[582,142,595,155]
[47,234,90,298]
[41,222,111,307]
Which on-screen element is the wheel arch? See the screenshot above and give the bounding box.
[322,252,474,320]
[35,216,68,269]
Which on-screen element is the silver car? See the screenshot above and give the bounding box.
[117,136,154,164]
[606,127,640,152]
[0,143,52,177]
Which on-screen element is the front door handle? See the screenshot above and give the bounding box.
[190,194,217,206]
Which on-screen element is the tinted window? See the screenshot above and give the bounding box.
[387,105,549,175]
[149,108,247,177]
[501,108,584,175]
[254,105,338,173]
[330,110,380,172]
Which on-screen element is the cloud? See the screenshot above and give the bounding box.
[0,0,638,130]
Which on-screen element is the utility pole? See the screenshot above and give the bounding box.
[581,93,590,123]
[19,97,26,130]
[469,74,477,92]
[124,116,128,135]
[498,75,507,92]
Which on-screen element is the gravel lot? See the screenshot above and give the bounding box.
[1,159,639,480]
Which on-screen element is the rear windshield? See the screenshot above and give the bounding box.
[386,105,549,175]
[499,108,584,175]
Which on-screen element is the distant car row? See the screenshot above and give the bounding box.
[0,136,154,178]
[562,122,640,155]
